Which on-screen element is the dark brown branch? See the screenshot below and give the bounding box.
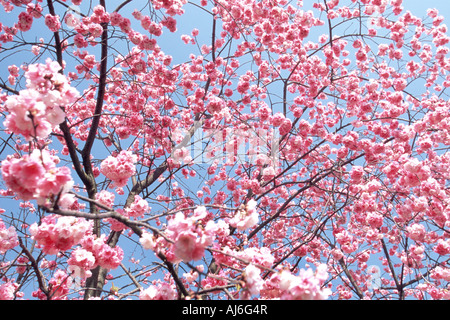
[338,257,365,299]
[45,206,145,237]
[83,0,108,299]
[46,0,63,67]
[18,239,49,299]
[157,252,189,299]
[0,82,19,95]
[81,2,109,179]
[47,0,91,187]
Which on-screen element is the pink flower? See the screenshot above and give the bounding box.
[165,207,218,262]
[100,150,137,187]
[183,270,199,283]
[279,264,331,300]
[331,248,344,260]
[0,282,19,300]
[68,247,96,279]
[271,112,285,127]
[74,33,88,48]
[366,212,383,228]
[140,232,156,250]
[1,151,45,201]
[9,0,33,6]
[393,78,407,91]
[140,282,177,300]
[37,166,72,200]
[279,118,292,136]
[95,190,115,208]
[243,264,264,296]
[44,14,61,32]
[206,95,226,115]
[431,266,450,281]
[350,166,364,183]
[17,12,33,31]
[0,218,19,253]
[173,231,205,261]
[127,195,150,217]
[404,158,422,174]
[3,59,79,140]
[80,234,124,270]
[1,150,73,204]
[47,269,72,299]
[161,16,177,32]
[434,239,450,255]
[406,223,426,242]
[237,247,274,269]
[3,90,51,140]
[30,215,92,255]
[95,242,124,269]
[64,13,79,28]
[229,199,259,231]
[262,166,276,179]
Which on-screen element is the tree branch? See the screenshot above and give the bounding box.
[18,239,49,299]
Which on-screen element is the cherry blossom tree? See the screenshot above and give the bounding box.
[0,0,449,300]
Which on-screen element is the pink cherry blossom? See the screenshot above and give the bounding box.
[95,190,115,208]
[139,231,156,251]
[0,218,18,253]
[242,264,264,297]
[44,14,61,32]
[163,206,220,262]
[1,151,45,201]
[140,282,177,300]
[229,199,259,231]
[46,269,73,299]
[3,90,52,140]
[237,247,275,269]
[434,239,450,256]
[79,234,124,270]
[1,149,73,205]
[1,0,450,301]
[172,231,205,261]
[407,224,426,242]
[17,12,33,32]
[279,264,331,300]
[127,196,151,218]
[30,215,92,255]
[94,242,124,270]
[3,59,79,140]
[100,150,137,187]
[0,281,19,300]
[68,247,96,279]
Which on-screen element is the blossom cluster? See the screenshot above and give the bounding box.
[3,59,79,141]
[29,215,92,255]
[0,218,18,254]
[100,150,137,188]
[1,0,450,301]
[0,281,19,300]
[29,214,123,278]
[1,59,78,207]
[78,234,124,270]
[139,281,177,300]
[228,199,259,231]
[164,206,219,262]
[278,265,331,300]
[256,264,331,300]
[32,269,73,300]
[1,149,74,206]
